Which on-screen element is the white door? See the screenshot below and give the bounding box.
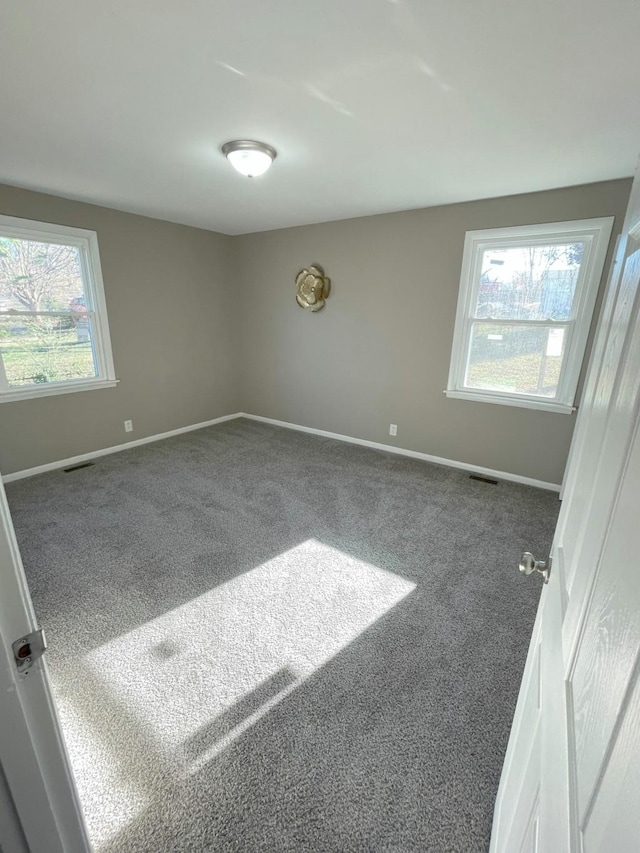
[0,476,90,853]
[491,166,640,853]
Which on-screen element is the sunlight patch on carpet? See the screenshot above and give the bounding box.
[72,539,415,845]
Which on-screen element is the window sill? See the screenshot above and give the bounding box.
[444,388,575,414]
[0,378,119,404]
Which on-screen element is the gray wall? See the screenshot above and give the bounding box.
[0,185,238,475]
[234,179,631,485]
[0,179,631,483]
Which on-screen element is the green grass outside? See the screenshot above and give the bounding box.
[0,329,95,386]
[467,352,562,396]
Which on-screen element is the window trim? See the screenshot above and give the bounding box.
[0,214,117,403]
[445,217,615,414]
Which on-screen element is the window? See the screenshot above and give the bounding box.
[446,217,614,414]
[0,215,116,402]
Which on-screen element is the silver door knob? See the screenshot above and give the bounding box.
[519,552,550,584]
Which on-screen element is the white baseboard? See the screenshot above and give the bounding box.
[2,413,243,483]
[3,410,561,492]
[239,412,561,492]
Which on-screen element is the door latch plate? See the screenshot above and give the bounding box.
[12,628,47,675]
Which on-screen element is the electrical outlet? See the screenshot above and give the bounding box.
[124,420,133,433]
[389,423,397,437]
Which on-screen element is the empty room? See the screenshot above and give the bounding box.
[1,2,640,852]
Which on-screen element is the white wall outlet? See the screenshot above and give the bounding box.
[389,423,398,437]
[124,420,133,433]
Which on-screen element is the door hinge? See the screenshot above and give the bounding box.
[12,628,47,675]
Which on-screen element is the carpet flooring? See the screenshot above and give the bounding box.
[5,418,560,852]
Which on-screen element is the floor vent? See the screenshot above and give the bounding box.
[469,474,499,485]
[63,461,95,473]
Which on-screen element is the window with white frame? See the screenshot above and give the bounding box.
[0,215,116,402]
[446,217,614,414]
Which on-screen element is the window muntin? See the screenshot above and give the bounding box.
[446,219,614,413]
[0,216,115,402]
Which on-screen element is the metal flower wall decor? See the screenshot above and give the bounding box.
[295,264,331,312]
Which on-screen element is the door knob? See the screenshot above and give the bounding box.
[519,552,550,584]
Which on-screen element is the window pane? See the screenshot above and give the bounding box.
[475,243,584,321]
[0,236,85,312]
[0,314,97,388]
[465,323,567,398]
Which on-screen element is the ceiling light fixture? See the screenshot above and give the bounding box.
[221,140,277,178]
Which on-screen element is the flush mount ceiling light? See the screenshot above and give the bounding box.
[221,140,277,178]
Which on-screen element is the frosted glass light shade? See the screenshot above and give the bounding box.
[221,140,277,178]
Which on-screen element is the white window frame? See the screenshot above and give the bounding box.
[445,217,614,414]
[0,215,117,403]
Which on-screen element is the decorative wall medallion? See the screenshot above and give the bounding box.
[295,264,331,312]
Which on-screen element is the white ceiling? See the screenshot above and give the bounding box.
[2,0,640,235]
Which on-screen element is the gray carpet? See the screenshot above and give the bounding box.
[5,418,559,853]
